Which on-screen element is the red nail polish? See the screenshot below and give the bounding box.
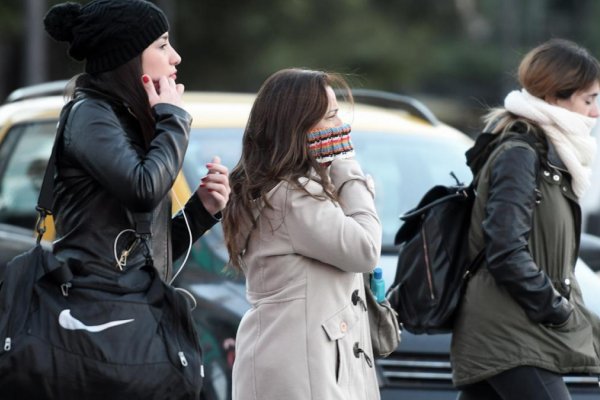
[142,75,150,84]
[199,183,206,188]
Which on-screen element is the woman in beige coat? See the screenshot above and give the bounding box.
[223,68,382,400]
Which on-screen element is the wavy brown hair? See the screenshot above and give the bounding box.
[223,68,352,269]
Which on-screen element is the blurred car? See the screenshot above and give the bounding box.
[581,122,600,271]
[1,83,599,399]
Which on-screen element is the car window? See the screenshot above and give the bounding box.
[183,127,472,255]
[181,128,244,277]
[353,132,472,247]
[0,122,56,230]
[183,128,243,184]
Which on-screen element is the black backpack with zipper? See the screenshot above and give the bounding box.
[388,174,482,334]
[388,131,542,334]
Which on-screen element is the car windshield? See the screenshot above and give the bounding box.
[183,128,472,249]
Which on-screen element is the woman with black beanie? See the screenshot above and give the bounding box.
[30,2,230,396]
[43,0,230,282]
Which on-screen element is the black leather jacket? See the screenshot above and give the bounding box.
[52,90,218,281]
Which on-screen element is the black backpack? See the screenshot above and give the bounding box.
[387,174,483,334]
[388,132,541,335]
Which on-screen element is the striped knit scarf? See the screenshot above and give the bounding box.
[307,123,355,164]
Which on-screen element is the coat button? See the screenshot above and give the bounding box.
[353,342,361,358]
[340,321,348,333]
[562,186,568,192]
[553,175,560,182]
[543,170,550,177]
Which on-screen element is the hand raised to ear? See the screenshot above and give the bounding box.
[142,75,184,108]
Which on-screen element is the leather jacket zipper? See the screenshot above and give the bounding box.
[117,237,140,270]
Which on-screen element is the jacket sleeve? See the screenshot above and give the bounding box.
[171,193,220,260]
[285,158,382,273]
[65,100,191,212]
[483,145,573,326]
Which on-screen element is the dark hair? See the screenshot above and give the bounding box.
[71,56,155,147]
[223,68,352,269]
[519,38,600,100]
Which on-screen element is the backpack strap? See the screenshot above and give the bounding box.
[36,99,155,266]
[470,131,544,187]
[479,132,543,189]
[466,132,544,277]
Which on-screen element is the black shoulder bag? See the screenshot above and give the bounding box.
[0,100,204,400]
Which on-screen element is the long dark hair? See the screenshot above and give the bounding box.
[69,55,155,148]
[223,68,352,269]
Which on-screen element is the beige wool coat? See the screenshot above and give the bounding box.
[231,158,382,400]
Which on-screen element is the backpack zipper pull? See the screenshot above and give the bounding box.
[4,337,11,351]
[178,351,188,367]
[61,282,72,297]
[117,249,129,270]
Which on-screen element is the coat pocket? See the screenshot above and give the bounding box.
[544,305,581,334]
[322,304,359,384]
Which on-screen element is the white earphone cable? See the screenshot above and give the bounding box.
[113,229,136,269]
[169,189,193,285]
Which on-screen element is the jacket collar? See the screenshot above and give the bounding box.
[74,87,131,110]
[545,139,568,172]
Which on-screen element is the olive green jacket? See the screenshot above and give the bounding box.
[451,135,600,386]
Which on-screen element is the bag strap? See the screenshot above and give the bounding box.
[36,99,154,262]
[35,100,79,242]
[465,132,543,279]
[401,187,472,220]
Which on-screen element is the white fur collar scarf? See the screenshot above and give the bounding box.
[504,89,597,198]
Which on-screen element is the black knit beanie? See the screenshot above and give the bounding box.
[44,0,169,74]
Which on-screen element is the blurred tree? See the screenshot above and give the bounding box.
[0,0,23,100]
[2,0,599,133]
[24,0,48,85]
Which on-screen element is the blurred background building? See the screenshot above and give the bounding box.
[5,0,600,135]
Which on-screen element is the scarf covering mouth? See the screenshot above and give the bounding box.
[504,89,597,198]
[307,123,355,164]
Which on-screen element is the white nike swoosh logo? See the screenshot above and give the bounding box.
[58,309,135,332]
